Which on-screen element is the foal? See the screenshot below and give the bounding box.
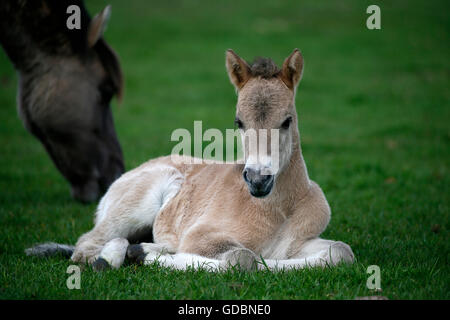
[27,49,354,271]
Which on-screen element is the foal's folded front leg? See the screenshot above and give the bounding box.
[134,247,261,272]
[140,229,260,271]
[181,227,260,270]
[219,247,259,270]
[259,238,355,271]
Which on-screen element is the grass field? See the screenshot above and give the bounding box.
[0,0,449,299]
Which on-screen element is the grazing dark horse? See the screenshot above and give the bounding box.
[0,0,125,203]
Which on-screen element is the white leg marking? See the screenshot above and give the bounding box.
[259,238,354,271]
[99,238,129,269]
[140,239,354,272]
[143,252,224,271]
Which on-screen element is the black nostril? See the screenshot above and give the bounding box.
[243,169,249,183]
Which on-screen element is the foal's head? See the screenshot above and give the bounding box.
[226,49,304,198]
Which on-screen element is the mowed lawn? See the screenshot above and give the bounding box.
[0,0,448,299]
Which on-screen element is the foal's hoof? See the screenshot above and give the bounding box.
[127,244,146,263]
[92,257,111,272]
[323,241,355,266]
[223,248,258,271]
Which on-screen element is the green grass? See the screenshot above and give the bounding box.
[0,0,449,299]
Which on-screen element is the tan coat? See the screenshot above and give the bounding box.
[69,50,354,271]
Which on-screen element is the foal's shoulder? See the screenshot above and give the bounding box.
[292,180,331,219]
[283,180,331,240]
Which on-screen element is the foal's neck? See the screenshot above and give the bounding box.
[265,130,311,212]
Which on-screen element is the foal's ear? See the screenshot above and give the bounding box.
[88,5,112,47]
[281,49,304,90]
[226,49,251,90]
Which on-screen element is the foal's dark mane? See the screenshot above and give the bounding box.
[244,57,282,122]
[249,57,281,79]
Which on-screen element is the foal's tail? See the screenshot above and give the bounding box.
[25,242,74,258]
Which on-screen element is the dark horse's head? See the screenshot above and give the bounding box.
[0,0,125,202]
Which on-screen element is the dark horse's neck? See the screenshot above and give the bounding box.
[0,0,91,72]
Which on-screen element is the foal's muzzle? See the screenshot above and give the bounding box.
[243,168,274,198]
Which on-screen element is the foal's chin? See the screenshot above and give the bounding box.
[248,180,275,198]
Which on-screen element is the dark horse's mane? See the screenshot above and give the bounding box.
[0,0,123,100]
[95,39,123,101]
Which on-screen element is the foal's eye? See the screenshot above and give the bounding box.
[235,118,244,129]
[281,117,292,129]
